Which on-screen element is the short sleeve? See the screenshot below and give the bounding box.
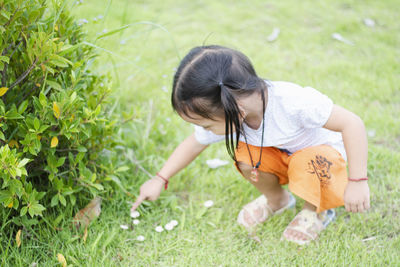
[295,86,333,128]
[193,125,225,145]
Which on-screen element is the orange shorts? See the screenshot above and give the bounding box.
[235,142,348,212]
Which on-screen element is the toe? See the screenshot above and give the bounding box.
[284,228,311,242]
[243,210,255,226]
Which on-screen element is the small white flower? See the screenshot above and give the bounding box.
[130,210,140,218]
[102,29,107,33]
[136,235,145,241]
[162,74,167,78]
[120,40,126,45]
[155,226,164,232]
[165,117,171,122]
[97,15,104,20]
[120,224,129,230]
[204,200,214,208]
[165,223,174,231]
[133,219,140,225]
[170,220,178,226]
[161,86,168,92]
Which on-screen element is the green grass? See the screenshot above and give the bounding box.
[2,0,400,265]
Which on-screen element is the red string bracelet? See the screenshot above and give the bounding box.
[348,177,368,182]
[156,173,169,190]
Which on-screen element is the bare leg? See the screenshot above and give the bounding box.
[302,202,317,212]
[238,162,321,242]
[237,162,290,220]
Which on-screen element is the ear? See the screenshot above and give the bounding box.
[237,103,247,118]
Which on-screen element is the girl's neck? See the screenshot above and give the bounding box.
[240,90,268,130]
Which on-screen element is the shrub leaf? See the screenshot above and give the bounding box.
[57,253,67,267]
[53,102,61,119]
[0,87,8,96]
[51,137,59,148]
[16,229,22,247]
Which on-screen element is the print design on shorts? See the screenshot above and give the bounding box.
[307,155,333,185]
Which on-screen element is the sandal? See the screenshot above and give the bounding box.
[237,192,296,230]
[282,208,336,245]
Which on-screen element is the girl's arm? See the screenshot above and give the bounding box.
[323,104,370,213]
[130,133,208,211]
[157,132,209,179]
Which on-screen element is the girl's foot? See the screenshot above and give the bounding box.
[282,209,336,245]
[237,191,296,229]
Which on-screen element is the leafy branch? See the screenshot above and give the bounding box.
[8,57,39,91]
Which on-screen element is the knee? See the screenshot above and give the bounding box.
[237,161,281,185]
[237,161,253,174]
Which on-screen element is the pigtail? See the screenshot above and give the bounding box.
[219,82,241,162]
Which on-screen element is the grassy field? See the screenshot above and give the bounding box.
[2,0,400,266]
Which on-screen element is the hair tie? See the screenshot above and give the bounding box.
[218,81,224,88]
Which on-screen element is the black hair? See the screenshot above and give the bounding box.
[171,45,268,161]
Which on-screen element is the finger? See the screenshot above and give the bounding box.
[131,195,146,211]
[355,203,361,213]
[364,199,371,211]
[350,203,357,213]
[357,203,364,213]
[345,203,351,212]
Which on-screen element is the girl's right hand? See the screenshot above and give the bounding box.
[130,176,166,212]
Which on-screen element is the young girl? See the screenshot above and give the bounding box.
[130,45,370,245]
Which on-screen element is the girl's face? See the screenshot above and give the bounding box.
[180,112,226,135]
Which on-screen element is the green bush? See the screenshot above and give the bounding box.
[0,0,120,226]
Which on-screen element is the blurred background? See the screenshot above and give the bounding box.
[69,0,400,265]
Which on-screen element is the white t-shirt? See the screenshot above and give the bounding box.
[194,81,347,160]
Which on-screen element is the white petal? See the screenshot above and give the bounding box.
[267,27,280,42]
[331,33,354,46]
[136,235,145,241]
[133,219,140,225]
[155,226,164,232]
[363,18,375,27]
[170,220,178,226]
[120,224,129,230]
[130,211,140,218]
[204,200,214,208]
[206,158,229,169]
[367,129,376,138]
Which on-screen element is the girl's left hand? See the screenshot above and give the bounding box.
[343,180,370,213]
